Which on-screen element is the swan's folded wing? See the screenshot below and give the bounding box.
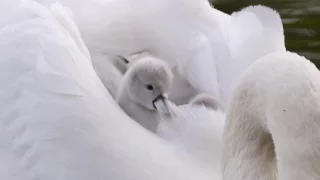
[50,2,91,61]
[177,33,220,98]
[157,104,225,177]
[216,5,286,107]
[170,6,232,104]
[0,1,213,180]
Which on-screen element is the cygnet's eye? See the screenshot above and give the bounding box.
[146,84,154,91]
[118,56,129,64]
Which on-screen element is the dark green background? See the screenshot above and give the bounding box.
[210,0,320,67]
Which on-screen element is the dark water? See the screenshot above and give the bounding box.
[211,0,320,67]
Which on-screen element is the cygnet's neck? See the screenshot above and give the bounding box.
[116,86,160,133]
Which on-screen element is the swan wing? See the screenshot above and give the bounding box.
[176,33,220,99]
[37,0,224,104]
[173,5,285,108]
[157,104,225,177]
[0,1,214,180]
[91,53,124,99]
[215,5,286,107]
[35,1,285,109]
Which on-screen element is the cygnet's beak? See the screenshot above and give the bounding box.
[152,94,170,115]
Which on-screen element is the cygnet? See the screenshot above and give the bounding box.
[116,56,173,132]
[189,93,224,111]
[114,51,199,105]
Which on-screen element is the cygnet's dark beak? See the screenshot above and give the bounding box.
[152,94,170,115]
[152,94,165,109]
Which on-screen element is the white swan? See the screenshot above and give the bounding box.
[157,104,225,177]
[116,56,173,132]
[91,53,123,99]
[222,51,320,180]
[42,0,285,109]
[0,1,223,179]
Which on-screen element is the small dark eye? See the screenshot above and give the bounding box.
[118,56,129,64]
[146,84,154,91]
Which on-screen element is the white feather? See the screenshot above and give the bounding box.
[214,5,286,108]
[0,1,223,179]
[38,0,285,109]
[158,105,225,176]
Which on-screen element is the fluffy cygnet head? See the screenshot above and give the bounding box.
[189,93,224,111]
[113,51,151,75]
[116,56,173,131]
[127,57,172,109]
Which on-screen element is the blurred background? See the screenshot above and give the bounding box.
[210,0,320,67]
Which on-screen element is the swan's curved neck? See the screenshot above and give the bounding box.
[222,52,320,180]
[222,99,276,180]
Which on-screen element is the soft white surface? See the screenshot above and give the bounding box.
[35,0,286,109]
[91,52,123,99]
[215,5,286,108]
[157,105,225,175]
[0,1,223,179]
[222,51,320,180]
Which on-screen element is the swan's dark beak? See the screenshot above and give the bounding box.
[152,94,170,114]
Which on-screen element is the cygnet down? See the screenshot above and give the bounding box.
[114,51,199,105]
[113,51,152,75]
[116,56,173,132]
[189,93,224,111]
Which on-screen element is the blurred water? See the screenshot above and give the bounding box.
[211,0,320,66]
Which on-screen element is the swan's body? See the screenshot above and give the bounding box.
[0,1,228,180]
[92,53,123,98]
[157,105,225,177]
[35,0,285,109]
[222,51,320,180]
[1,1,295,180]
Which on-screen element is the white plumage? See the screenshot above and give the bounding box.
[37,0,285,109]
[0,1,224,179]
[116,56,173,132]
[222,51,320,180]
[3,0,315,180]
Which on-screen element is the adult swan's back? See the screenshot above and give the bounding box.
[222,51,320,180]
[0,1,219,180]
